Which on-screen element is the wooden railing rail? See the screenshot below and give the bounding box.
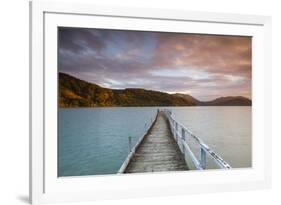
[164,110,231,170]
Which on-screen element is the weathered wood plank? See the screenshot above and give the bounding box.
[124,111,188,173]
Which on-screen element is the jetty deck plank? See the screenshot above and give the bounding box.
[125,111,188,173]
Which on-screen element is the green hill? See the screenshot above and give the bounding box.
[59,73,197,107]
[59,72,251,107]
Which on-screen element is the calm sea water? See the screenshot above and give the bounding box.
[58,107,251,176]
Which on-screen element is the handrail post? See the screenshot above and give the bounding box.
[181,128,185,141]
[172,120,176,136]
[128,136,132,153]
[181,128,185,153]
[175,122,178,142]
[200,147,206,169]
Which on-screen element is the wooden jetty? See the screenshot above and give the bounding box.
[124,111,188,173]
[118,109,231,174]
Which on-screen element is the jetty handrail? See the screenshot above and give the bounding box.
[117,110,159,174]
[164,110,231,170]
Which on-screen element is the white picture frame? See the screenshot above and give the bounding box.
[30,1,272,204]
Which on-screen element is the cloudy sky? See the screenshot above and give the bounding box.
[58,27,251,101]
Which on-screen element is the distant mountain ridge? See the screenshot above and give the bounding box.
[59,72,251,108]
[202,96,252,106]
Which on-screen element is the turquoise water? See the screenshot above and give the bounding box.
[58,107,251,176]
[58,107,158,176]
[169,107,252,169]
